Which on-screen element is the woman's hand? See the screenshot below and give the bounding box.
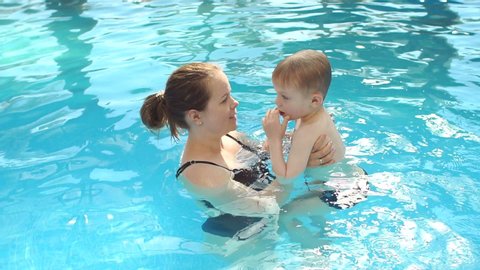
[307,134,335,167]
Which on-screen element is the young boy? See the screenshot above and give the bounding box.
[263,49,346,181]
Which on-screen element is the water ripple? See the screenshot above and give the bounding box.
[1,0,479,268]
[0,144,84,170]
[416,113,480,142]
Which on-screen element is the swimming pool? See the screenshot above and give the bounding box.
[1,0,479,268]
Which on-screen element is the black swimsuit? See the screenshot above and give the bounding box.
[176,134,274,190]
[176,134,274,240]
[176,134,368,239]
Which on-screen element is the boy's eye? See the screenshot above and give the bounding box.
[282,95,289,100]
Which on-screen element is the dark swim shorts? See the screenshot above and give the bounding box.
[202,214,267,241]
[315,168,369,209]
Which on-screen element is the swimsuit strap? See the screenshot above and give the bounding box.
[176,160,232,179]
[225,133,257,153]
[175,134,257,179]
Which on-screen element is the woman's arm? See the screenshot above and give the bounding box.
[210,180,286,217]
[179,163,290,218]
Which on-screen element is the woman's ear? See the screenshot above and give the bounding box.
[186,109,203,126]
[311,93,324,108]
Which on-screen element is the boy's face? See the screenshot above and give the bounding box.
[273,83,314,120]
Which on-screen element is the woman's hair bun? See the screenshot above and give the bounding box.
[140,91,168,130]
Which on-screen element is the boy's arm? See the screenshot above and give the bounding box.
[268,127,317,181]
[262,109,290,181]
[281,127,318,179]
[266,136,286,177]
[263,110,316,180]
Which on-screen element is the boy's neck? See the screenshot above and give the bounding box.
[300,106,325,124]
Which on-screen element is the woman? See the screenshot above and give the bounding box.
[140,63,337,241]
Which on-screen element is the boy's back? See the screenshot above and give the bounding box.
[294,109,345,163]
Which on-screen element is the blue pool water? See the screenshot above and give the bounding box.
[1,0,479,269]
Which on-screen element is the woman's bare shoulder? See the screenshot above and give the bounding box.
[227,130,261,149]
[227,130,245,140]
[180,162,231,193]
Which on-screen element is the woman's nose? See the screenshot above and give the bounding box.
[232,97,239,108]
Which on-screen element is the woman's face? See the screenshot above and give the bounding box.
[201,70,239,135]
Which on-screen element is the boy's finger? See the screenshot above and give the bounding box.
[280,115,290,132]
[267,109,273,118]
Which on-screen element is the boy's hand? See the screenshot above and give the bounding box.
[262,109,289,141]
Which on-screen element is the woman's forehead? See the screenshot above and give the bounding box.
[208,71,230,90]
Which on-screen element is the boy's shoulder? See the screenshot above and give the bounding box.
[292,120,323,142]
[296,113,327,131]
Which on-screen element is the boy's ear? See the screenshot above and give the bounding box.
[186,109,203,126]
[311,93,324,107]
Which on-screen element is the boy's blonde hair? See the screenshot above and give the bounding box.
[272,50,332,98]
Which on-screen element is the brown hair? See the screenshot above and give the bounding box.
[272,49,332,98]
[140,63,221,139]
